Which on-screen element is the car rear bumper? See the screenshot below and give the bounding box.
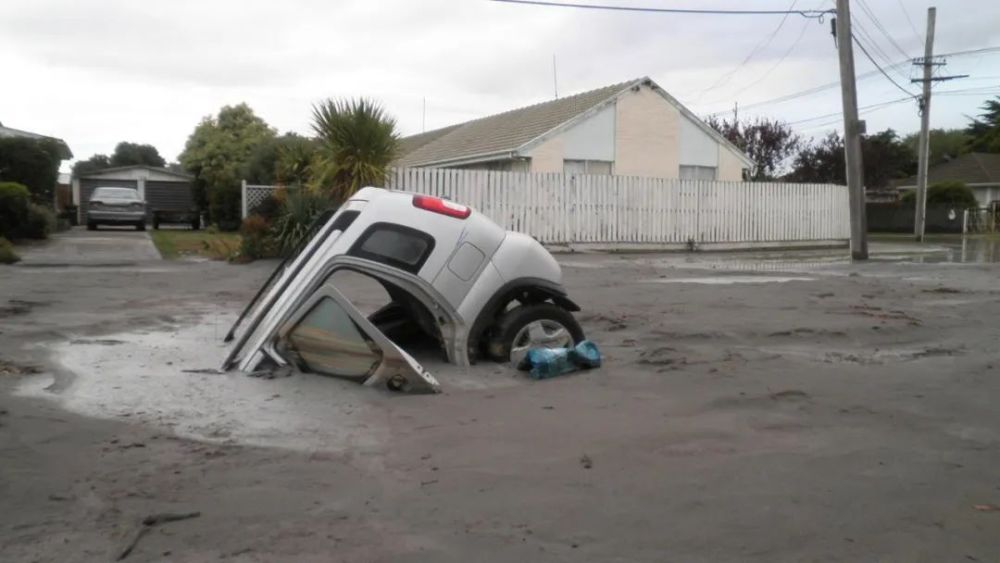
[88,210,146,223]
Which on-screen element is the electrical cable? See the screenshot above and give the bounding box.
[852,35,918,98]
[856,0,912,61]
[490,0,834,18]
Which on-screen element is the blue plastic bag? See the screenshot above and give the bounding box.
[517,340,602,380]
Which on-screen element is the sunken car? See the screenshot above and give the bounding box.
[223,187,585,393]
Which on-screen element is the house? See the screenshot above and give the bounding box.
[896,153,1000,209]
[73,165,195,224]
[395,77,753,182]
[0,121,73,159]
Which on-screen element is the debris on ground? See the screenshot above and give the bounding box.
[181,368,224,375]
[116,511,201,560]
[923,287,963,294]
[579,454,593,469]
[517,340,602,380]
[0,359,43,376]
[973,504,999,512]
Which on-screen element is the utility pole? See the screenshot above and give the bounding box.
[835,0,868,259]
[913,7,936,242]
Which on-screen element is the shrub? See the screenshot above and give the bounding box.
[238,214,273,260]
[254,190,286,222]
[272,188,331,256]
[208,183,242,231]
[0,237,19,264]
[0,182,31,239]
[901,181,978,209]
[21,204,57,239]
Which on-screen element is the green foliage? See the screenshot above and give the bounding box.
[272,187,331,256]
[254,191,286,222]
[109,142,165,168]
[310,98,398,202]
[0,237,19,265]
[706,116,801,180]
[0,182,55,239]
[786,129,916,189]
[966,96,1000,153]
[243,133,317,185]
[21,203,56,239]
[237,214,273,260]
[0,182,30,239]
[0,137,63,202]
[72,154,111,177]
[902,129,971,165]
[179,103,276,227]
[902,181,978,209]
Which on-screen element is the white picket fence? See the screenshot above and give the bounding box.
[242,169,850,248]
[387,168,849,248]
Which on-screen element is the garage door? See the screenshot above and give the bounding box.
[146,181,194,214]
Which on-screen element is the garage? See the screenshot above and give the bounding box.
[74,165,198,228]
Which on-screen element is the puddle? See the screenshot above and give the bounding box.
[14,309,522,452]
[644,276,814,285]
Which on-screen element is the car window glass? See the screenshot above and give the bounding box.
[359,228,429,266]
[286,297,382,379]
[93,188,138,200]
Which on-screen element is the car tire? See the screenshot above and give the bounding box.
[136,222,146,231]
[87,221,97,231]
[487,303,584,363]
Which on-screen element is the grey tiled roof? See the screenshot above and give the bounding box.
[395,80,637,167]
[898,153,1000,186]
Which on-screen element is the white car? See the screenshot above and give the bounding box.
[223,187,585,393]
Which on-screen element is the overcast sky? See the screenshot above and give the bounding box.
[2,0,998,170]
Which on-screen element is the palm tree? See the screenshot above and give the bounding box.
[310,98,399,203]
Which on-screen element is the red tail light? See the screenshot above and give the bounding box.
[412,195,471,219]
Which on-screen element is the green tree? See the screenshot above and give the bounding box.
[966,96,1000,152]
[902,128,971,165]
[72,154,111,177]
[706,116,801,181]
[109,142,166,168]
[786,129,915,189]
[310,98,399,202]
[243,133,317,185]
[901,181,978,208]
[0,137,64,203]
[179,103,275,229]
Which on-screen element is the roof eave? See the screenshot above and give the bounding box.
[397,150,518,169]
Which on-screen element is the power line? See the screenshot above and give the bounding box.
[727,15,814,99]
[855,0,912,61]
[852,16,910,82]
[937,46,1000,58]
[895,0,923,48]
[490,0,834,18]
[787,96,913,126]
[693,0,801,101]
[852,34,918,98]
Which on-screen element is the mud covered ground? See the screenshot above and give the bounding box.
[1,230,999,562]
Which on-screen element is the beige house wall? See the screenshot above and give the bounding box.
[717,146,747,182]
[527,136,565,173]
[614,86,680,178]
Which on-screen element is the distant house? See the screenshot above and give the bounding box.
[0,121,73,159]
[73,165,195,225]
[395,77,753,182]
[896,153,1000,209]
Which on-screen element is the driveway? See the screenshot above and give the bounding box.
[15,227,161,266]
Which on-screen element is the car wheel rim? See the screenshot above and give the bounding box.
[510,320,572,365]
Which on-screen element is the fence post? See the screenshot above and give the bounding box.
[241,180,248,219]
[962,208,969,234]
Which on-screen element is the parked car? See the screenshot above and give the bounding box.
[223,187,585,393]
[87,187,147,231]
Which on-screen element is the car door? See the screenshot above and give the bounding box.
[273,281,440,394]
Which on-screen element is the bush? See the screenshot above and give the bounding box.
[272,188,331,257]
[21,204,57,239]
[0,182,30,239]
[208,183,242,231]
[901,181,978,209]
[0,237,19,264]
[254,191,286,222]
[238,214,273,260]
[0,137,63,202]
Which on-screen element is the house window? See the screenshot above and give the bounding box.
[564,160,613,175]
[679,165,717,181]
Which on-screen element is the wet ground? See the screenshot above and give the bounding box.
[2,229,999,562]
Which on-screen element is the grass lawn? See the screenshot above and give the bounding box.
[150,229,242,260]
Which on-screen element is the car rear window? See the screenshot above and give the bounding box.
[349,223,434,274]
[93,188,139,200]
